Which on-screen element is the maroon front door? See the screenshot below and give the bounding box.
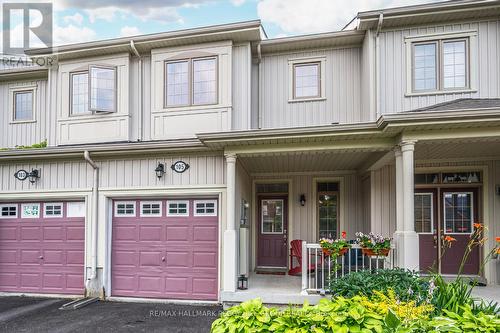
[415,188,480,275]
[257,196,288,268]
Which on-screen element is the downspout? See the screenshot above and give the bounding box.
[130,40,143,141]
[84,151,99,294]
[375,13,383,120]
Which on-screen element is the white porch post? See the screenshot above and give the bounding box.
[223,153,237,292]
[393,140,419,271]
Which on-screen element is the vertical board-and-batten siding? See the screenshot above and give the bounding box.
[259,48,362,129]
[379,19,500,114]
[0,154,225,192]
[370,165,396,237]
[232,43,252,131]
[0,79,50,148]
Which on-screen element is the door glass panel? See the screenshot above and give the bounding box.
[261,200,283,234]
[443,192,473,234]
[414,193,433,233]
[318,193,338,239]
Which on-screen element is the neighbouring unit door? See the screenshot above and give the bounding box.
[257,196,288,268]
[0,202,85,295]
[415,188,480,275]
[111,199,218,300]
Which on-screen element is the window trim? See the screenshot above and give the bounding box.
[292,62,322,100]
[114,201,136,217]
[88,65,118,113]
[166,200,190,217]
[164,56,219,109]
[21,203,41,219]
[70,70,91,116]
[193,200,218,217]
[0,204,18,219]
[288,57,326,103]
[443,191,474,236]
[414,193,434,235]
[140,201,163,217]
[43,202,64,218]
[10,86,37,124]
[405,30,477,96]
[317,191,340,239]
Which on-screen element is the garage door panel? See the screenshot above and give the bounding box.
[0,227,17,240]
[112,198,218,300]
[139,226,162,241]
[20,227,41,241]
[0,201,85,295]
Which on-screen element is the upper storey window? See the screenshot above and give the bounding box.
[14,90,34,121]
[293,62,320,99]
[412,38,469,93]
[165,57,217,108]
[70,66,117,115]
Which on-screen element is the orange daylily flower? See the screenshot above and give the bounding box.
[496,248,500,255]
[444,236,457,242]
[496,237,500,243]
[341,231,347,239]
[473,223,483,229]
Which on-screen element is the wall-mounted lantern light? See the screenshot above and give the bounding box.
[299,194,306,206]
[155,163,165,179]
[28,169,40,184]
[237,274,248,290]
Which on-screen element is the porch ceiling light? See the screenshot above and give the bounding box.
[28,169,40,184]
[155,163,166,179]
[300,194,306,206]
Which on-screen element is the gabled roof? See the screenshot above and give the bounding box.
[407,98,500,113]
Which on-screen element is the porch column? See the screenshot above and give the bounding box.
[223,153,237,292]
[394,140,419,271]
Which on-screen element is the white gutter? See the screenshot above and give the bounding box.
[84,151,99,293]
[375,13,383,119]
[130,40,143,142]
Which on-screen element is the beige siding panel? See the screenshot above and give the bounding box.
[370,165,396,237]
[142,56,153,141]
[232,43,252,130]
[360,30,374,122]
[259,47,362,129]
[0,79,49,148]
[379,19,500,114]
[0,154,225,192]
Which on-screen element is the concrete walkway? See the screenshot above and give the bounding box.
[472,286,500,304]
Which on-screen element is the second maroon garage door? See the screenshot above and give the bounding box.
[111,199,218,300]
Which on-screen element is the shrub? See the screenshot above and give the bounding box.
[329,268,432,304]
[211,295,434,333]
[428,304,500,332]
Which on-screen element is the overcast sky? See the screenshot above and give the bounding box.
[0,0,444,48]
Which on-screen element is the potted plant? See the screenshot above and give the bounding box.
[355,232,391,256]
[319,231,351,257]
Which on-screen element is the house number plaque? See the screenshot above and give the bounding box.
[171,161,190,173]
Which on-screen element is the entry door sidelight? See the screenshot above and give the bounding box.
[257,197,288,268]
[440,189,480,275]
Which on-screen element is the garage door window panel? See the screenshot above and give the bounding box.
[0,204,18,219]
[140,202,162,217]
[44,203,63,218]
[21,203,40,219]
[194,200,217,216]
[167,201,189,217]
[115,202,136,217]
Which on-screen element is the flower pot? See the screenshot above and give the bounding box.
[337,247,349,256]
[362,248,390,257]
[322,247,349,257]
[322,248,332,256]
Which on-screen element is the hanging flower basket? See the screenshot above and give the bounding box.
[361,248,390,257]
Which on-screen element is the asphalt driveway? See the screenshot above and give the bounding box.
[0,296,222,333]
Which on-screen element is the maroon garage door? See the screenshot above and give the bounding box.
[0,202,85,295]
[111,199,218,300]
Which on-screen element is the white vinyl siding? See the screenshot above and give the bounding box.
[89,66,117,112]
[13,90,34,121]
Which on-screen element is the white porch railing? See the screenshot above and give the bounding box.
[301,242,396,295]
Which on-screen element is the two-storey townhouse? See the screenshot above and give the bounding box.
[0,0,499,305]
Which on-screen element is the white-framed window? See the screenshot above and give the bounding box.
[165,56,218,108]
[114,201,136,217]
[43,203,63,218]
[13,90,34,121]
[443,192,474,235]
[406,31,477,95]
[70,65,117,115]
[166,200,189,217]
[140,201,162,217]
[0,204,18,219]
[21,203,40,219]
[414,193,434,234]
[194,200,217,217]
[288,57,326,102]
[67,202,85,218]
